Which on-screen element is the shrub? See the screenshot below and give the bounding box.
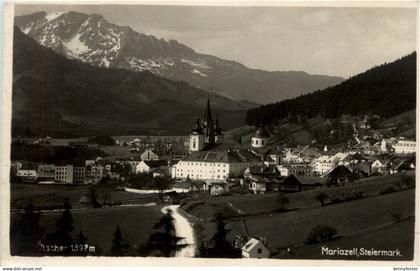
[330,194,341,204]
[277,193,290,210]
[401,175,415,189]
[315,192,329,206]
[305,225,338,244]
[380,186,397,195]
[353,190,364,199]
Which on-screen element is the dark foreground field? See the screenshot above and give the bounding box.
[10,183,158,210]
[10,205,162,256]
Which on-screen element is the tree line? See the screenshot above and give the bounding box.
[245,53,416,126]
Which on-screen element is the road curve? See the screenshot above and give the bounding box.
[161,205,196,257]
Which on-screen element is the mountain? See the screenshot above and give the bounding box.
[12,27,252,137]
[15,11,344,104]
[245,52,416,125]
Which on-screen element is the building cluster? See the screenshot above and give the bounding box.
[12,100,416,193]
[12,148,168,184]
[168,100,416,195]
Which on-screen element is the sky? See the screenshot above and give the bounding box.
[14,5,417,78]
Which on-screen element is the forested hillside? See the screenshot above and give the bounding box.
[245,53,416,125]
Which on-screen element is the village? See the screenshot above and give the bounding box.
[9,99,416,259]
[11,100,416,195]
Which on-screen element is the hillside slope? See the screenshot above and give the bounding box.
[12,27,250,137]
[245,53,417,125]
[15,11,344,104]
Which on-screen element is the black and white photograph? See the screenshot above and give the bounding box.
[1,2,418,264]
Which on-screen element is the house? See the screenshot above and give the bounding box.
[371,159,389,174]
[276,165,290,177]
[313,155,334,175]
[283,148,304,163]
[54,164,74,184]
[126,160,142,173]
[172,180,206,193]
[277,175,302,193]
[390,156,415,174]
[73,161,86,184]
[135,160,167,174]
[325,165,353,186]
[393,140,416,154]
[140,149,159,161]
[295,175,326,190]
[209,183,227,196]
[17,169,38,181]
[287,163,313,177]
[244,165,279,181]
[85,164,104,184]
[37,164,56,180]
[241,237,270,259]
[249,176,280,194]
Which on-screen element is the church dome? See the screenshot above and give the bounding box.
[253,126,270,138]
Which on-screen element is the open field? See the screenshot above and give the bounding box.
[11,183,159,210]
[184,172,414,219]
[10,205,162,256]
[224,189,414,253]
[182,173,416,259]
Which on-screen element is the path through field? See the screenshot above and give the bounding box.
[161,205,196,257]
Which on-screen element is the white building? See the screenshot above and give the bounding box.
[393,140,416,154]
[37,164,55,179]
[135,160,167,174]
[17,170,38,180]
[73,166,86,184]
[172,149,262,182]
[241,238,270,259]
[55,165,74,184]
[313,152,349,176]
[313,155,334,175]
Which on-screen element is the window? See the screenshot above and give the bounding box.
[257,248,262,254]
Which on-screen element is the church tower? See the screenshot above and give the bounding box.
[251,123,270,149]
[203,98,216,145]
[189,118,204,152]
[188,99,222,152]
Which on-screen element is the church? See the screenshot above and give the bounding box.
[171,99,268,183]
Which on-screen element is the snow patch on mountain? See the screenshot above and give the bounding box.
[63,32,89,57]
[191,69,207,77]
[45,11,65,22]
[180,58,210,70]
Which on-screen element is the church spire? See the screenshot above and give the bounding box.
[203,98,213,122]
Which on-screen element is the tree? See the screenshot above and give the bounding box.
[140,209,184,257]
[305,225,338,244]
[316,192,329,206]
[53,198,74,255]
[276,193,290,210]
[75,231,89,256]
[88,135,115,146]
[207,213,237,258]
[153,176,174,201]
[110,225,129,256]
